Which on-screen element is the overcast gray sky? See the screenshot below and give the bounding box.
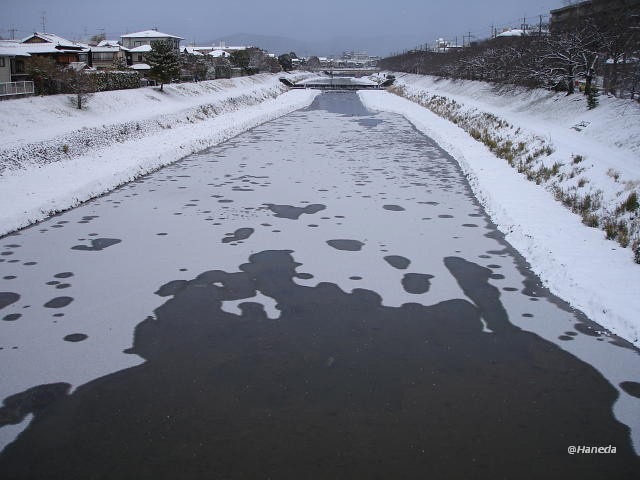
[3,0,566,55]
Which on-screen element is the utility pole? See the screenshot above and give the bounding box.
[521,16,527,33]
[539,15,543,36]
[9,26,17,40]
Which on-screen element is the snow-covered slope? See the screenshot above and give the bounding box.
[360,78,640,347]
[0,73,318,236]
[384,73,640,265]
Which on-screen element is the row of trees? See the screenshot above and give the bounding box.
[380,7,640,101]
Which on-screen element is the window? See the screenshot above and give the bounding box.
[93,52,115,61]
[137,54,143,62]
[0,57,5,67]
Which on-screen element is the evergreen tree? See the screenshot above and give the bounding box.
[229,50,251,74]
[146,40,180,91]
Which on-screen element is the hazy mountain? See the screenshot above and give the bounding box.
[209,33,426,58]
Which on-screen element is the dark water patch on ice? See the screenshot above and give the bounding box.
[44,297,73,309]
[355,118,384,128]
[384,255,411,270]
[438,214,453,218]
[620,381,640,399]
[1,248,638,478]
[3,276,16,280]
[401,273,433,294]
[3,313,21,321]
[54,272,73,279]
[72,238,121,251]
[382,205,405,211]
[0,292,20,310]
[575,323,602,337]
[558,335,574,341]
[56,284,72,289]
[264,203,326,220]
[327,239,364,251]
[462,223,478,227]
[64,333,88,342]
[222,228,255,244]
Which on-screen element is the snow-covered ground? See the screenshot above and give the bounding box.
[0,73,316,236]
[360,83,640,347]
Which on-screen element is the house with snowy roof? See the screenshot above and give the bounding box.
[19,32,89,65]
[0,32,89,87]
[90,40,130,70]
[120,29,183,66]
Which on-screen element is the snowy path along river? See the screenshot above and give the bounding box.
[0,91,639,478]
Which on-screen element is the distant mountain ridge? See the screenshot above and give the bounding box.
[208,33,425,58]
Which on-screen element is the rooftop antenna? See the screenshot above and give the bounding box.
[41,11,46,33]
[9,26,17,40]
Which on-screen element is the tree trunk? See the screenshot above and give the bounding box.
[160,82,164,92]
[567,64,575,94]
[77,92,82,110]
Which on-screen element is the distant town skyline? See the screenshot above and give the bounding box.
[4,0,566,56]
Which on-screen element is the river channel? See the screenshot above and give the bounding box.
[0,91,639,478]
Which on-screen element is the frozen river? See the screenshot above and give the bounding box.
[1,92,639,478]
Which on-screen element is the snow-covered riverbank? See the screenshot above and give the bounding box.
[0,73,317,236]
[360,87,640,347]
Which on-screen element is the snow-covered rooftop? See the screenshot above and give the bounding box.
[497,29,525,37]
[121,30,183,40]
[96,40,129,51]
[0,42,31,57]
[129,45,153,53]
[129,63,150,70]
[208,50,228,57]
[21,32,86,49]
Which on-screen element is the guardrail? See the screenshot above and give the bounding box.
[0,81,35,98]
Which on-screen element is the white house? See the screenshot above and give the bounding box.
[120,30,183,64]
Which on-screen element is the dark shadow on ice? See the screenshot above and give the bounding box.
[0,250,638,479]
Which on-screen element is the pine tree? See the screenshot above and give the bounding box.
[146,40,180,91]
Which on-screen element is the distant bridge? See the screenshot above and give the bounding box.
[322,68,380,77]
[279,74,394,91]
